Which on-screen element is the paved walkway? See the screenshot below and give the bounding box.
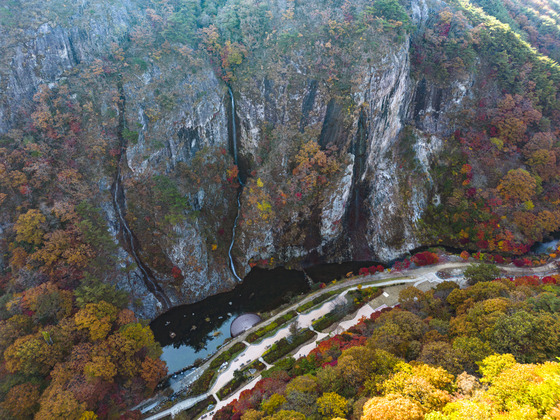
[144,257,559,419]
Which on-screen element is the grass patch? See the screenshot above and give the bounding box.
[187,368,216,397]
[262,329,317,364]
[312,312,346,332]
[179,395,217,420]
[246,310,297,343]
[312,287,381,332]
[188,341,247,396]
[296,291,338,313]
[216,376,245,401]
[248,359,266,372]
[261,357,296,379]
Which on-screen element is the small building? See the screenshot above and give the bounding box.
[230,313,262,337]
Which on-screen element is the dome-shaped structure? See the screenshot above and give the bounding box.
[230,313,262,337]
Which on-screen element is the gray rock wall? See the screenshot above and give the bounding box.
[0,0,478,316]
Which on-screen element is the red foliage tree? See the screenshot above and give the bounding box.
[542,276,557,284]
[411,251,440,266]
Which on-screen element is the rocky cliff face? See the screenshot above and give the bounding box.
[0,0,140,133]
[232,40,419,266]
[230,0,470,268]
[0,0,491,317]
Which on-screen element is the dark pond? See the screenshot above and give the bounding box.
[150,261,381,374]
[151,267,307,373]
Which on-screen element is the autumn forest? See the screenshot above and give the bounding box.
[3,0,560,418]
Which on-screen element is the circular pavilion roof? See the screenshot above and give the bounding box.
[230,313,262,337]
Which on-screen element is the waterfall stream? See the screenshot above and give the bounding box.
[227,86,243,283]
[112,166,171,309]
[229,86,238,169]
[112,83,171,309]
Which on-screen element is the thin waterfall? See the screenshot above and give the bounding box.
[350,109,367,231]
[229,86,238,167]
[112,82,171,309]
[112,166,171,309]
[227,86,243,282]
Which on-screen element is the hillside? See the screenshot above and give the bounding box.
[1,0,560,418]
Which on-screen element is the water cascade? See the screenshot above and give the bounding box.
[112,84,171,309]
[350,109,368,230]
[345,108,371,259]
[112,169,171,309]
[227,86,244,282]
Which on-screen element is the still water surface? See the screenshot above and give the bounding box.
[150,261,381,373]
[150,267,308,373]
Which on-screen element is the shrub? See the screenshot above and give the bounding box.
[412,251,440,266]
[216,359,266,400]
[188,369,216,396]
[312,288,381,332]
[209,342,246,369]
[463,264,501,285]
[297,292,337,313]
[181,395,217,419]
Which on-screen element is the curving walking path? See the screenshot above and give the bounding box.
[144,257,560,419]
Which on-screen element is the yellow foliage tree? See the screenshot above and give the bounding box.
[9,246,28,270]
[14,209,46,245]
[119,322,159,354]
[382,363,454,412]
[291,140,339,194]
[265,410,305,420]
[478,353,517,383]
[74,301,118,341]
[141,356,168,391]
[0,383,41,418]
[316,392,348,419]
[261,394,287,415]
[84,355,117,382]
[487,361,560,414]
[427,360,560,419]
[497,169,537,203]
[361,394,425,420]
[425,399,493,420]
[4,333,56,375]
[35,387,86,420]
